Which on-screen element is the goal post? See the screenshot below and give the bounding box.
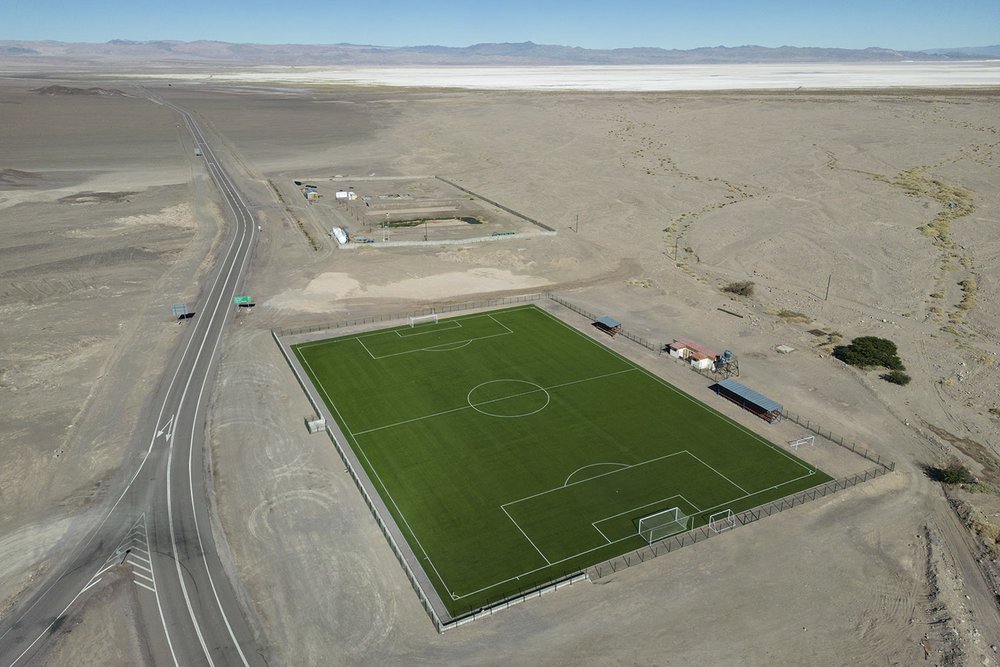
[409,313,439,328]
[709,509,736,534]
[789,435,815,450]
[637,507,690,544]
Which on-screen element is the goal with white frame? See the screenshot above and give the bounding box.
[409,313,439,328]
[709,509,736,534]
[637,507,690,544]
[788,435,815,450]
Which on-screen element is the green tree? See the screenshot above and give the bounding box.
[833,336,904,371]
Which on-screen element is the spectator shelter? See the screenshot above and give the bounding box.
[593,316,622,337]
[711,378,783,423]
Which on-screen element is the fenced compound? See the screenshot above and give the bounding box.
[272,292,897,630]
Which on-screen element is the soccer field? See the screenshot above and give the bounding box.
[292,305,831,616]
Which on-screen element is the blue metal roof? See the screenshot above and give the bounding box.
[715,378,782,413]
[596,316,621,328]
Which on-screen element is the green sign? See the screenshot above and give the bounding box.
[233,295,252,305]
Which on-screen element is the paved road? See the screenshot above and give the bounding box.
[0,96,263,666]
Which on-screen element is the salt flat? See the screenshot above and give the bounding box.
[128,61,1000,90]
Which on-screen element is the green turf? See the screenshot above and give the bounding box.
[293,305,832,616]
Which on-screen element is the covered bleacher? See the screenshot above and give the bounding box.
[593,315,622,337]
[711,378,783,423]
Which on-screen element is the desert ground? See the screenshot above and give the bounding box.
[1,73,999,665]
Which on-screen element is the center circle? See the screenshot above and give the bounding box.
[467,379,550,418]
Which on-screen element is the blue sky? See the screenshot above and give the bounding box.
[3,0,998,50]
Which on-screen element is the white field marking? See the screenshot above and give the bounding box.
[356,336,376,360]
[563,462,629,487]
[394,320,462,337]
[592,523,612,544]
[502,451,689,509]
[302,355,358,436]
[133,570,154,583]
[500,506,551,565]
[131,547,149,557]
[312,367,455,598]
[420,340,473,352]
[352,367,636,436]
[129,551,151,564]
[591,493,700,529]
[364,329,511,360]
[533,307,816,475]
[301,306,824,603]
[683,450,750,495]
[466,380,550,418]
[135,580,156,593]
[486,313,515,335]
[81,578,102,593]
[454,470,823,601]
[695,469,818,518]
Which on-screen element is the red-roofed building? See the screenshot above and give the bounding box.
[666,338,720,370]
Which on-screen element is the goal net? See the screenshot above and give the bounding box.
[410,313,439,328]
[709,509,736,534]
[637,507,690,544]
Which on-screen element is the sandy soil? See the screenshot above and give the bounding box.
[0,78,223,662]
[184,84,1000,665]
[3,75,1000,665]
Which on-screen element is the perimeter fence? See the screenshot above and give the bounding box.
[434,176,556,232]
[780,409,893,470]
[273,291,897,627]
[590,463,893,580]
[273,292,545,338]
[545,294,663,353]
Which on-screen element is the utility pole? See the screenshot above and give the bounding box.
[825,273,833,301]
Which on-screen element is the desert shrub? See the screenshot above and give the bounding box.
[940,461,975,485]
[881,370,911,385]
[722,281,754,297]
[833,336,904,371]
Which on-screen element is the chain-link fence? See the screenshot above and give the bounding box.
[589,463,893,579]
[780,409,893,470]
[272,293,897,630]
[546,294,663,353]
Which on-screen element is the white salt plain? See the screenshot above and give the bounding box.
[137,61,1000,91]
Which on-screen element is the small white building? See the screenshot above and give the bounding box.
[666,338,720,370]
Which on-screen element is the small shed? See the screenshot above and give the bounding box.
[711,378,783,423]
[594,316,622,337]
[667,338,720,370]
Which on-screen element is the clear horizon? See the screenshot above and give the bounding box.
[3,0,998,52]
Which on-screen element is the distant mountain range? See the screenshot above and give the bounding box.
[2,39,999,66]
